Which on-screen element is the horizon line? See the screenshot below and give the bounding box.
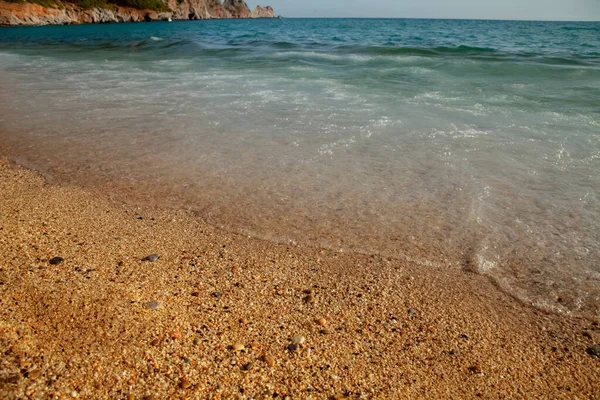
[275,16,600,23]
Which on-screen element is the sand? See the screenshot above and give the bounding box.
[0,157,599,399]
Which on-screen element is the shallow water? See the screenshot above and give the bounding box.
[0,18,599,318]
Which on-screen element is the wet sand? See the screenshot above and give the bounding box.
[0,157,599,399]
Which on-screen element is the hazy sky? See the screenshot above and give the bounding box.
[247,0,600,21]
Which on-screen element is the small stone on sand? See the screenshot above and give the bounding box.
[242,362,254,371]
[303,294,315,304]
[49,257,64,265]
[233,343,245,352]
[179,377,191,389]
[292,335,306,344]
[169,330,182,340]
[142,300,161,310]
[468,365,483,374]
[318,318,327,326]
[287,343,298,352]
[587,345,600,357]
[141,254,159,262]
[262,354,275,367]
[28,370,41,379]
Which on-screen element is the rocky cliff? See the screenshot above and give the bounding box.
[0,0,278,26]
[250,5,273,18]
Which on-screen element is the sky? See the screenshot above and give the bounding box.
[246,0,600,21]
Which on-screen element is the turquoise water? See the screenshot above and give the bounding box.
[0,19,599,318]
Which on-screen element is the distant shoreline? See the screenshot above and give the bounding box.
[3,15,600,28]
[0,0,279,27]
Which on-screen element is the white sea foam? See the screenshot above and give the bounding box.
[272,51,372,63]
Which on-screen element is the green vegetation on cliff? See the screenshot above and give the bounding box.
[6,0,59,8]
[5,0,170,12]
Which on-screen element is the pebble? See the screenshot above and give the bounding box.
[468,365,483,374]
[150,338,161,346]
[303,294,315,304]
[141,254,159,262]
[169,330,182,340]
[49,257,64,265]
[292,335,306,345]
[233,343,245,352]
[179,377,191,389]
[242,362,254,371]
[287,343,298,352]
[587,345,600,357]
[262,354,275,367]
[317,318,327,326]
[28,370,41,379]
[212,291,222,298]
[142,300,161,310]
[127,395,134,400]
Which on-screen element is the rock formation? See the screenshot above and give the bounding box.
[222,0,250,19]
[250,5,274,18]
[0,0,278,26]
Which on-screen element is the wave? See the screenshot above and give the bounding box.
[540,56,592,66]
[225,39,300,50]
[1,25,598,70]
[335,44,498,57]
[561,26,600,32]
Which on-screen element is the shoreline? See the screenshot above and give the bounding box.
[0,157,599,397]
[0,16,281,28]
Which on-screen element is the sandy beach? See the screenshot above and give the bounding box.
[0,157,599,399]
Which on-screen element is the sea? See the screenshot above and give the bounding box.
[0,18,599,318]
